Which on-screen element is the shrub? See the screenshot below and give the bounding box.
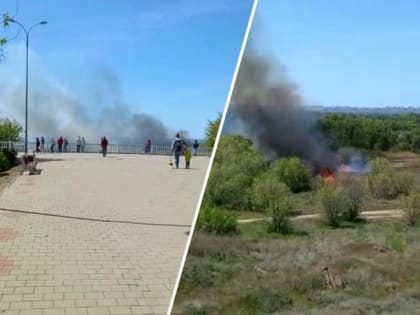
[405,191,420,227]
[196,206,238,235]
[204,135,266,210]
[368,172,399,199]
[395,172,414,196]
[369,157,392,175]
[206,168,253,210]
[368,171,413,200]
[0,152,10,172]
[252,171,290,211]
[341,179,364,222]
[271,157,311,193]
[1,148,17,166]
[267,198,293,233]
[311,175,325,191]
[319,185,347,227]
[368,158,414,199]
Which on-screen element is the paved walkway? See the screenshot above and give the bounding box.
[0,153,209,315]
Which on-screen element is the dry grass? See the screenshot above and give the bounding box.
[173,220,420,314]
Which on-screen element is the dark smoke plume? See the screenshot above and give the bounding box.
[0,48,182,144]
[225,40,337,171]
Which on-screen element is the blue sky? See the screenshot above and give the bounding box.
[255,0,420,107]
[0,0,254,140]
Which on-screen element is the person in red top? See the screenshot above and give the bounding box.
[101,136,108,157]
[57,136,64,153]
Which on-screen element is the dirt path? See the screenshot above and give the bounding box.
[238,209,404,224]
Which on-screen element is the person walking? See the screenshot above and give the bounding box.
[101,136,108,157]
[40,136,45,152]
[145,139,152,154]
[76,136,82,153]
[50,137,55,153]
[184,143,192,169]
[170,133,184,169]
[193,140,199,156]
[35,137,41,153]
[81,137,86,152]
[63,138,69,152]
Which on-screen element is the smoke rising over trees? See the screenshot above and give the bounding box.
[225,38,337,169]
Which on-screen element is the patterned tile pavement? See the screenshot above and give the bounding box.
[0,153,209,315]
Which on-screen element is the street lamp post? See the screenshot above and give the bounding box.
[9,19,47,155]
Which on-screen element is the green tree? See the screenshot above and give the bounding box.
[0,119,22,141]
[1,13,11,60]
[205,113,222,148]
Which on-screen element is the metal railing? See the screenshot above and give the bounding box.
[0,141,212,156]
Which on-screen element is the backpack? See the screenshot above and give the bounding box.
[175,139,183,152]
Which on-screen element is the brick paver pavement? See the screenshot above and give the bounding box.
[0,154,209,315]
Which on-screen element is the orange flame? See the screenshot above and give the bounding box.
[321,168,336,183]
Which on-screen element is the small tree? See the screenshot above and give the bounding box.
[0,119,22,141]
[205,113,222,148]
[319,185,347,227]
[341,178,364,222]
[405,191,420,227]
[267,198,293,234]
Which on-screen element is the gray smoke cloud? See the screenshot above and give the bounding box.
[0,47,186,144]
[225,39,337,171]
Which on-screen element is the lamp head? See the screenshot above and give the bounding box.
[40,21,48,25]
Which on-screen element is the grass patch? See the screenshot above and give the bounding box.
[385,232,405,252]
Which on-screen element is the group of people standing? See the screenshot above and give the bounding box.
[36,136,87,153]
[34,134,199,164]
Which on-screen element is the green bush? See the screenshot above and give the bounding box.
[271,157,311,193]
[0,152,10,172]
[204,135,266,210]
[252,171,290,211]
[368,158,413,199]
[368,172,399,199]
[206,168,253,210]
[267,198,293,234]
[395,172,414,196]
[1,148,17,166]
[341,180,364,222]
[319,185,347,227]
[369,157,392,175]
[196,206,238,235]
[405,191,420,227]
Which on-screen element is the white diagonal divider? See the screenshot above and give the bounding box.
[166,0,260,313]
